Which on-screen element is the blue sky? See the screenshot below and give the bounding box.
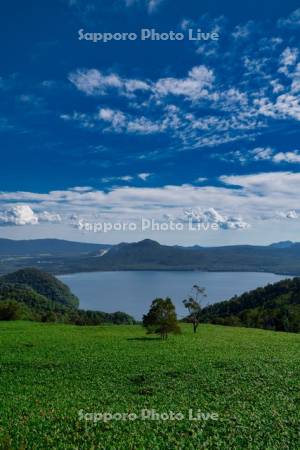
[1,0,300,245]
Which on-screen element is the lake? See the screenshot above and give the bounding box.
[58,271,290,320]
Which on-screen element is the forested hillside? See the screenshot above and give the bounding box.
[201,277,300,332]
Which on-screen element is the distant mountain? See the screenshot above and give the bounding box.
[201,277,300,333]
[0,238,110,256]
[2,238,300,275]
[103,239,180,263]
[269,241,296,249]
[94,239,300,274]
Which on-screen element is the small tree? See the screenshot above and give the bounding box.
[143,298,181,339]
[183,284,207,333]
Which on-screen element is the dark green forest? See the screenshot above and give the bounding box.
[201,277,300,332]
[0,268,135,325]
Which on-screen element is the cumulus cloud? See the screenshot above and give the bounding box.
[253,147,300,164]
[183,207,250,229]
[0,205,38,226]
[154,66,215,101]
[2,173,300,232]
[0,205,62,226]
[273,151,300,163]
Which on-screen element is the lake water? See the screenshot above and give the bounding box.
[58,271,290,320]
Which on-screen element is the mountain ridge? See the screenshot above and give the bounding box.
[0,238,110,256]
[1,238,300,275]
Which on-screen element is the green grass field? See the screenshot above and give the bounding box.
[0,322,300,449]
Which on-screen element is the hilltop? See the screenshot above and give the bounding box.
[2,268,79,307]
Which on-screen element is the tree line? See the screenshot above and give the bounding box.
[143,277,300,337]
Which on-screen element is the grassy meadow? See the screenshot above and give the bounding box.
[0,322,300,449]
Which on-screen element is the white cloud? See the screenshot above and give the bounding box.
[69,65,214,103]
[279,47,298,70]
[154,65,214,101]
[249,147,300,164]
[39,211,62,223]
[100,175,134,183]
[61,107,163,135]
[220,171,300,197]
[278,48,299,80]
[4,172,300,229]
[277,210,298,219]
[184,207,250,229]
[273,151,300,163]
[98,108,127,131]
[255,93,300,121]
[252,147,274,161]
[98,107,163,134]
[69,186,94,192]
[270,79,284,94]
[138,173,151,181]
[69,69,119,95]
[0,205,38,226]
[63,63,267,146]
[0,205,63,226]
[69,69,150,97]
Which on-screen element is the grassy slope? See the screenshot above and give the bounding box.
[0,323,300,449]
